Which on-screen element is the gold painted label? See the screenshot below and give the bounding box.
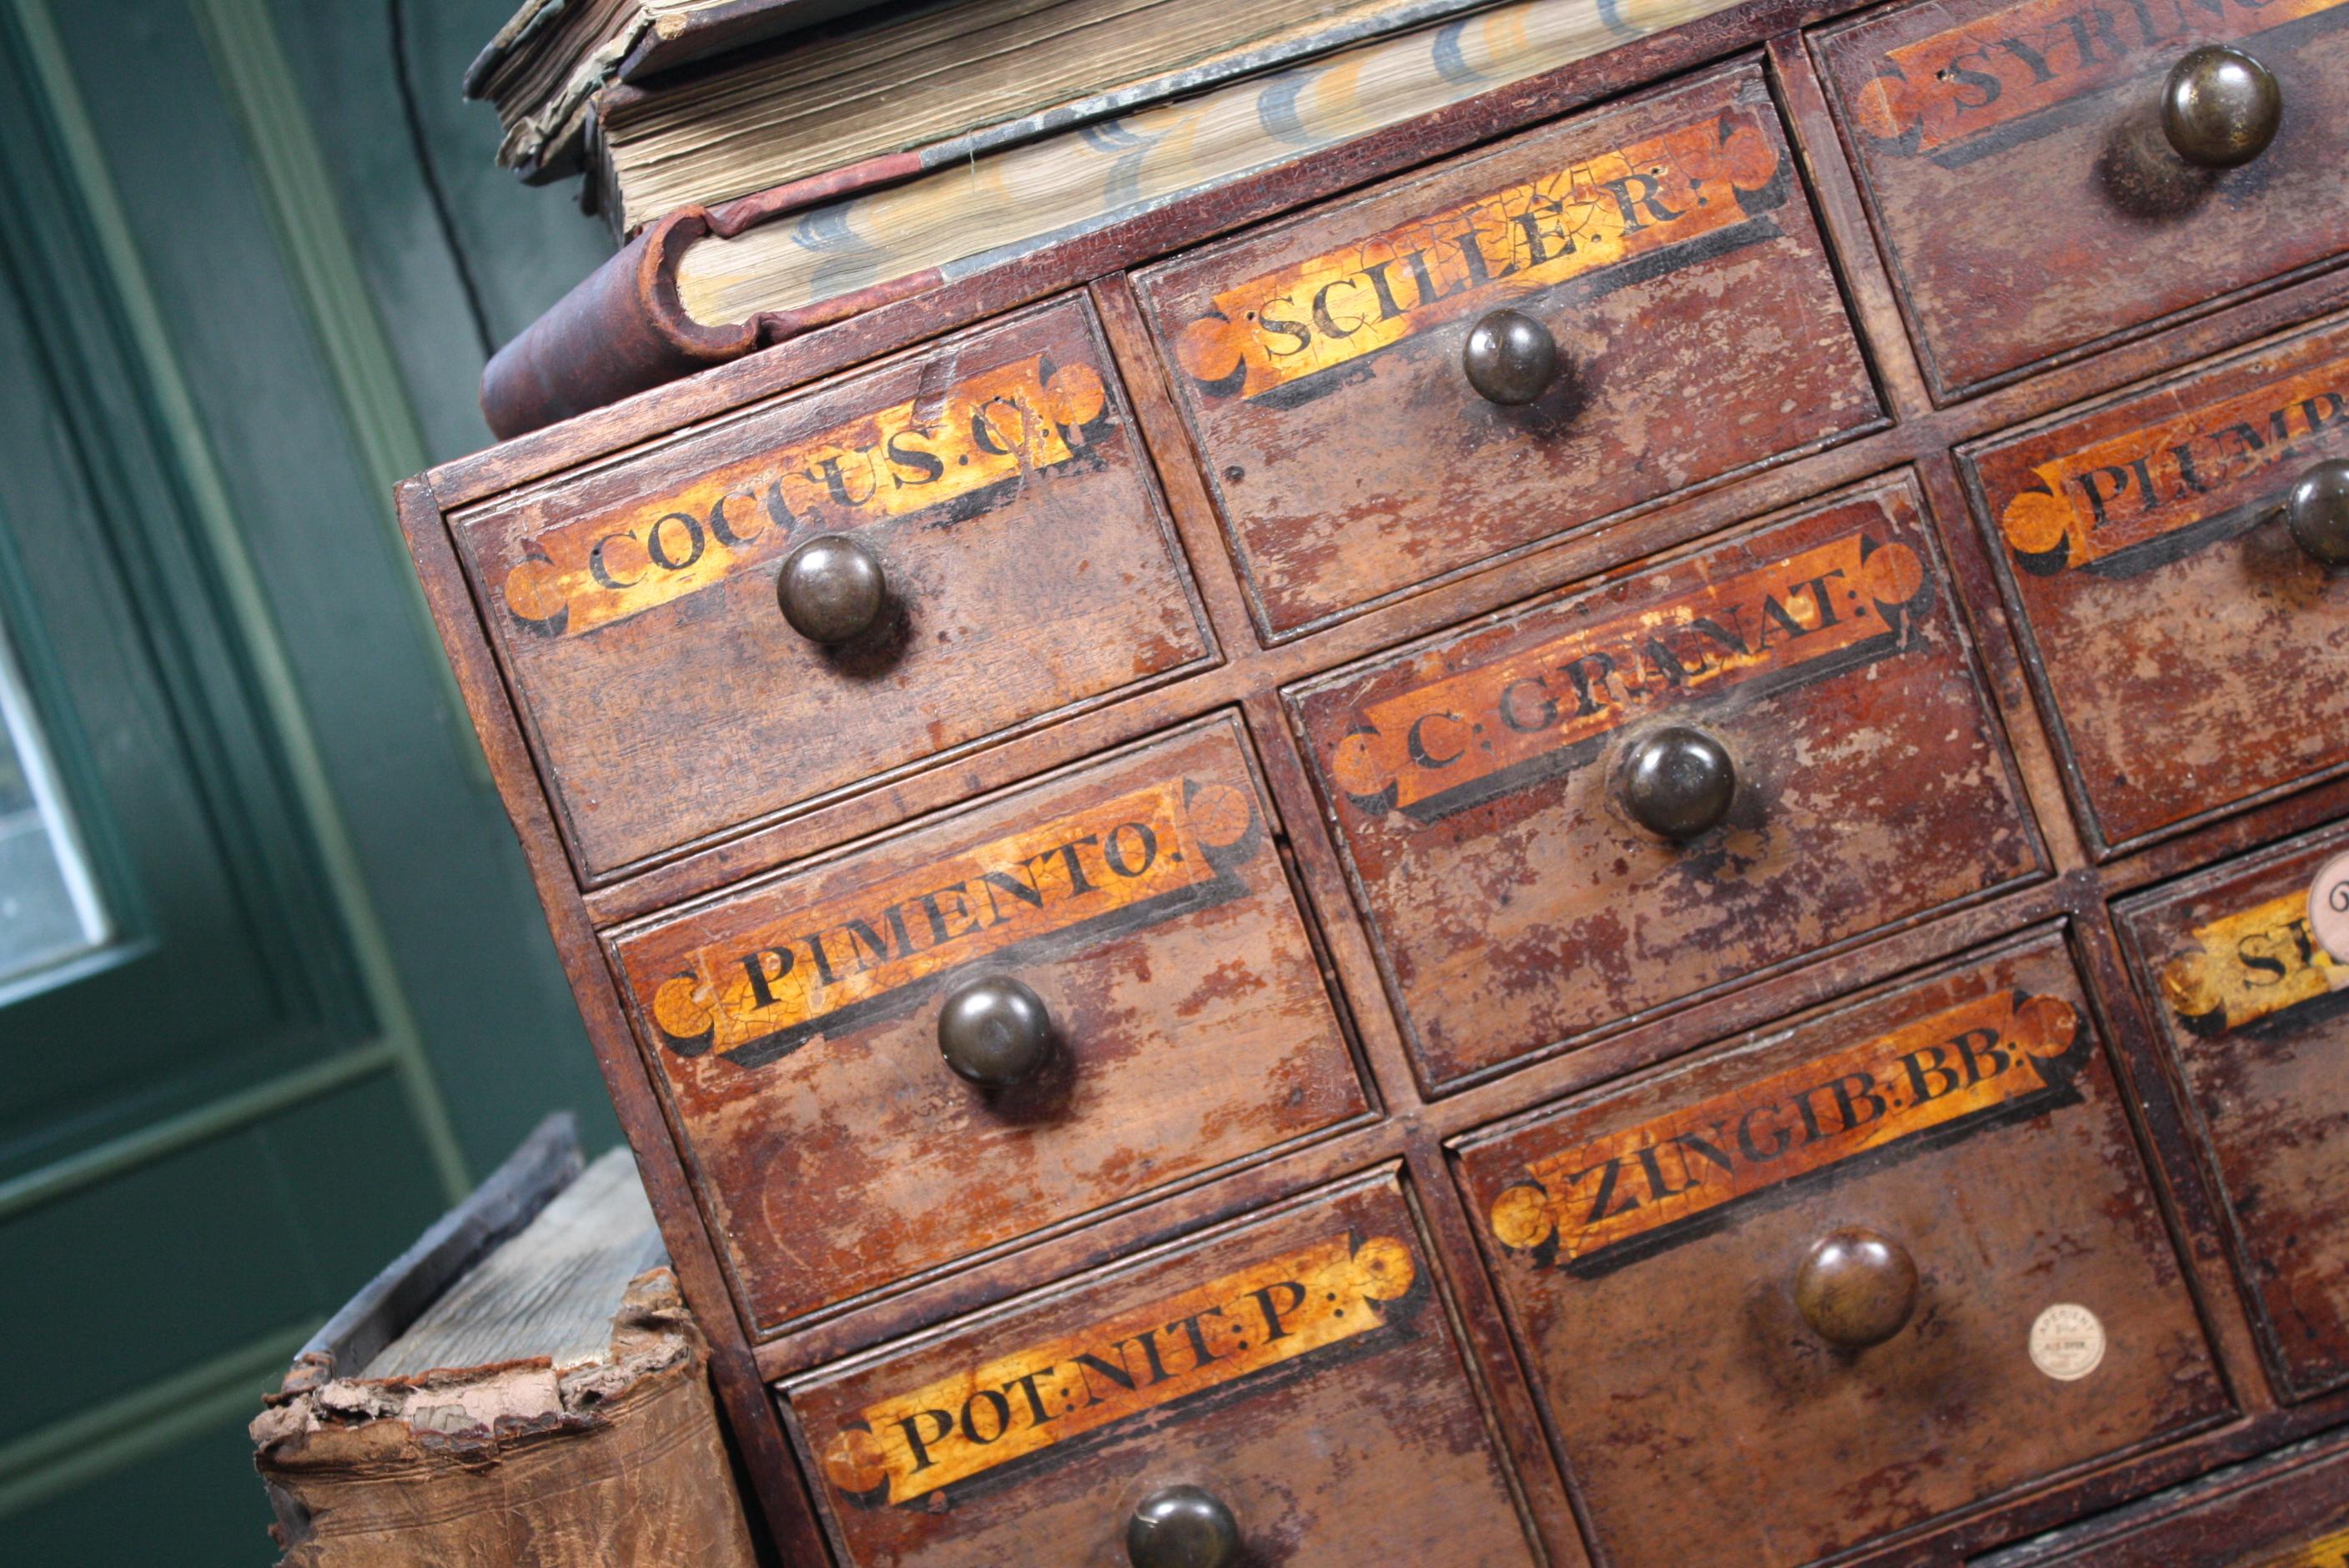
[2236,1525,2349,1568]
[817,1231,1416,1506]
[1325,530,1932,822]
[495,352,1114,639]
[1996,356,2349,577]
[1487,988,2085,1274]
[1170,103,1787,401]
[2157,888,2349,1038]
[636,773,1260,1068]
[1848,0,2348,163]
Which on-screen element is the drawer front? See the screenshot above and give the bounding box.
[1454,933,2226,1568]
[1979,1431,2349,1565]
[1135,59,1878,639]
[608,716,1367,1332]
[452,296,1210,878]
[783,1168,1538,1567]
[2118,823,2349,1399]
[1287,473,2040,1090]
[1816,0,2349,399]
[1963,317,2349,852]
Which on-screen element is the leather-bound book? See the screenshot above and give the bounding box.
[249,1117,761,1567]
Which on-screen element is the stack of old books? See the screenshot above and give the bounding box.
[468,0,1738,436]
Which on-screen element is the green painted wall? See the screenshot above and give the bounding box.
[0,1,626,1560]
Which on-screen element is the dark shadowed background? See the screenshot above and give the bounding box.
[0,1,628,1560]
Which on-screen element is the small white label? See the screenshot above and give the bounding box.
[2309,852,2349,967]
[2030,1303,2106,1381]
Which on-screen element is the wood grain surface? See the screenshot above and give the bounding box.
[1136,59,1879,639]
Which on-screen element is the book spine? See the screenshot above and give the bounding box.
[479,209,757,440]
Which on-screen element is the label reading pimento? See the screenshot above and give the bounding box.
[817,1231,1416,1506]
[2157,887,2349,1038]
[1325,530,1931,823]
[1486,988,2085,1274]
[633,774,1260,1069]
[1996,356,2349,578]
[495,351,1114,640]
[1170,103,1787,403]
[1847,0,2348,165]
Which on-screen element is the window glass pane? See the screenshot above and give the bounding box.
[0,621,108,986]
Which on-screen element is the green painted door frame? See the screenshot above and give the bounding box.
[0,0,619,1558]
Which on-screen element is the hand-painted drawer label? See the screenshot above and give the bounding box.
[1818,0,2349,396]
[1486,988,2084,1273]
[1452,937,2226,1568]
[1997,354,2347,577]
[2159,889,2348,1037]
[1137,63,1875,637]
[1288,478,2037,1088]
[641,773,1260,1068]
[453,297,1208,878]
[498,353,1112,640]
[1325,530,1929,823]
[817,1231,1413,1506]
[611,719,1365,1334]
[1962,319,2349,851]
[1170,101,1786,405]
[785,1173,1537,1565]
[1849,0,2349,166]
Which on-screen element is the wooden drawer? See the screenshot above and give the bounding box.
[1815,0,2349,400]
[1134,58,1879,640]
[782,1168,1538,1566]
[1286,472,2041,1092]
[1962,316,2349,854]
[606,716,1368,1332]
[1977,1430,2349,1565]
[2118,822,2349,1400]
[1453,931,2227,1568]
[450,296,1211,880]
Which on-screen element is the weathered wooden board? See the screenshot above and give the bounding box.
[782,1168,1539,1566]
[1452,932,2227,1568]
[608,716,1369,1332]
[1962,314,2349,853]
[2118,823,2349,1400]
[1288,472,2041,1090]
[1816,0,2349,398]
[1135,58,1879,639]
[450,295,1211,879]
[1979,1429,2349,1565]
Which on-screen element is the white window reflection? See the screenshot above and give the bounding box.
[0,621,107,987]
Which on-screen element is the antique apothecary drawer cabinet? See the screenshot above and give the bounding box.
[401,0,2349,1560]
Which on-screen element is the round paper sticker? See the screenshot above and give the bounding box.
[2308,852,2349,967]
[2030,1304,2106,1382]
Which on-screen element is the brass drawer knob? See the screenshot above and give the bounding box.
[2162,45,2282,168]
[777,533,886,643]
[1622,726,1737,840]
[1127,1485,1239,1568]
[1462,309,1560,405]
[936,975,1055,1088]
[1795,1227,1919,1349]
[2286,459,2349,567]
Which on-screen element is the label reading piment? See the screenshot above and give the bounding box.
[2029,1302,2106,1381]
[634,771,1262,1070]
